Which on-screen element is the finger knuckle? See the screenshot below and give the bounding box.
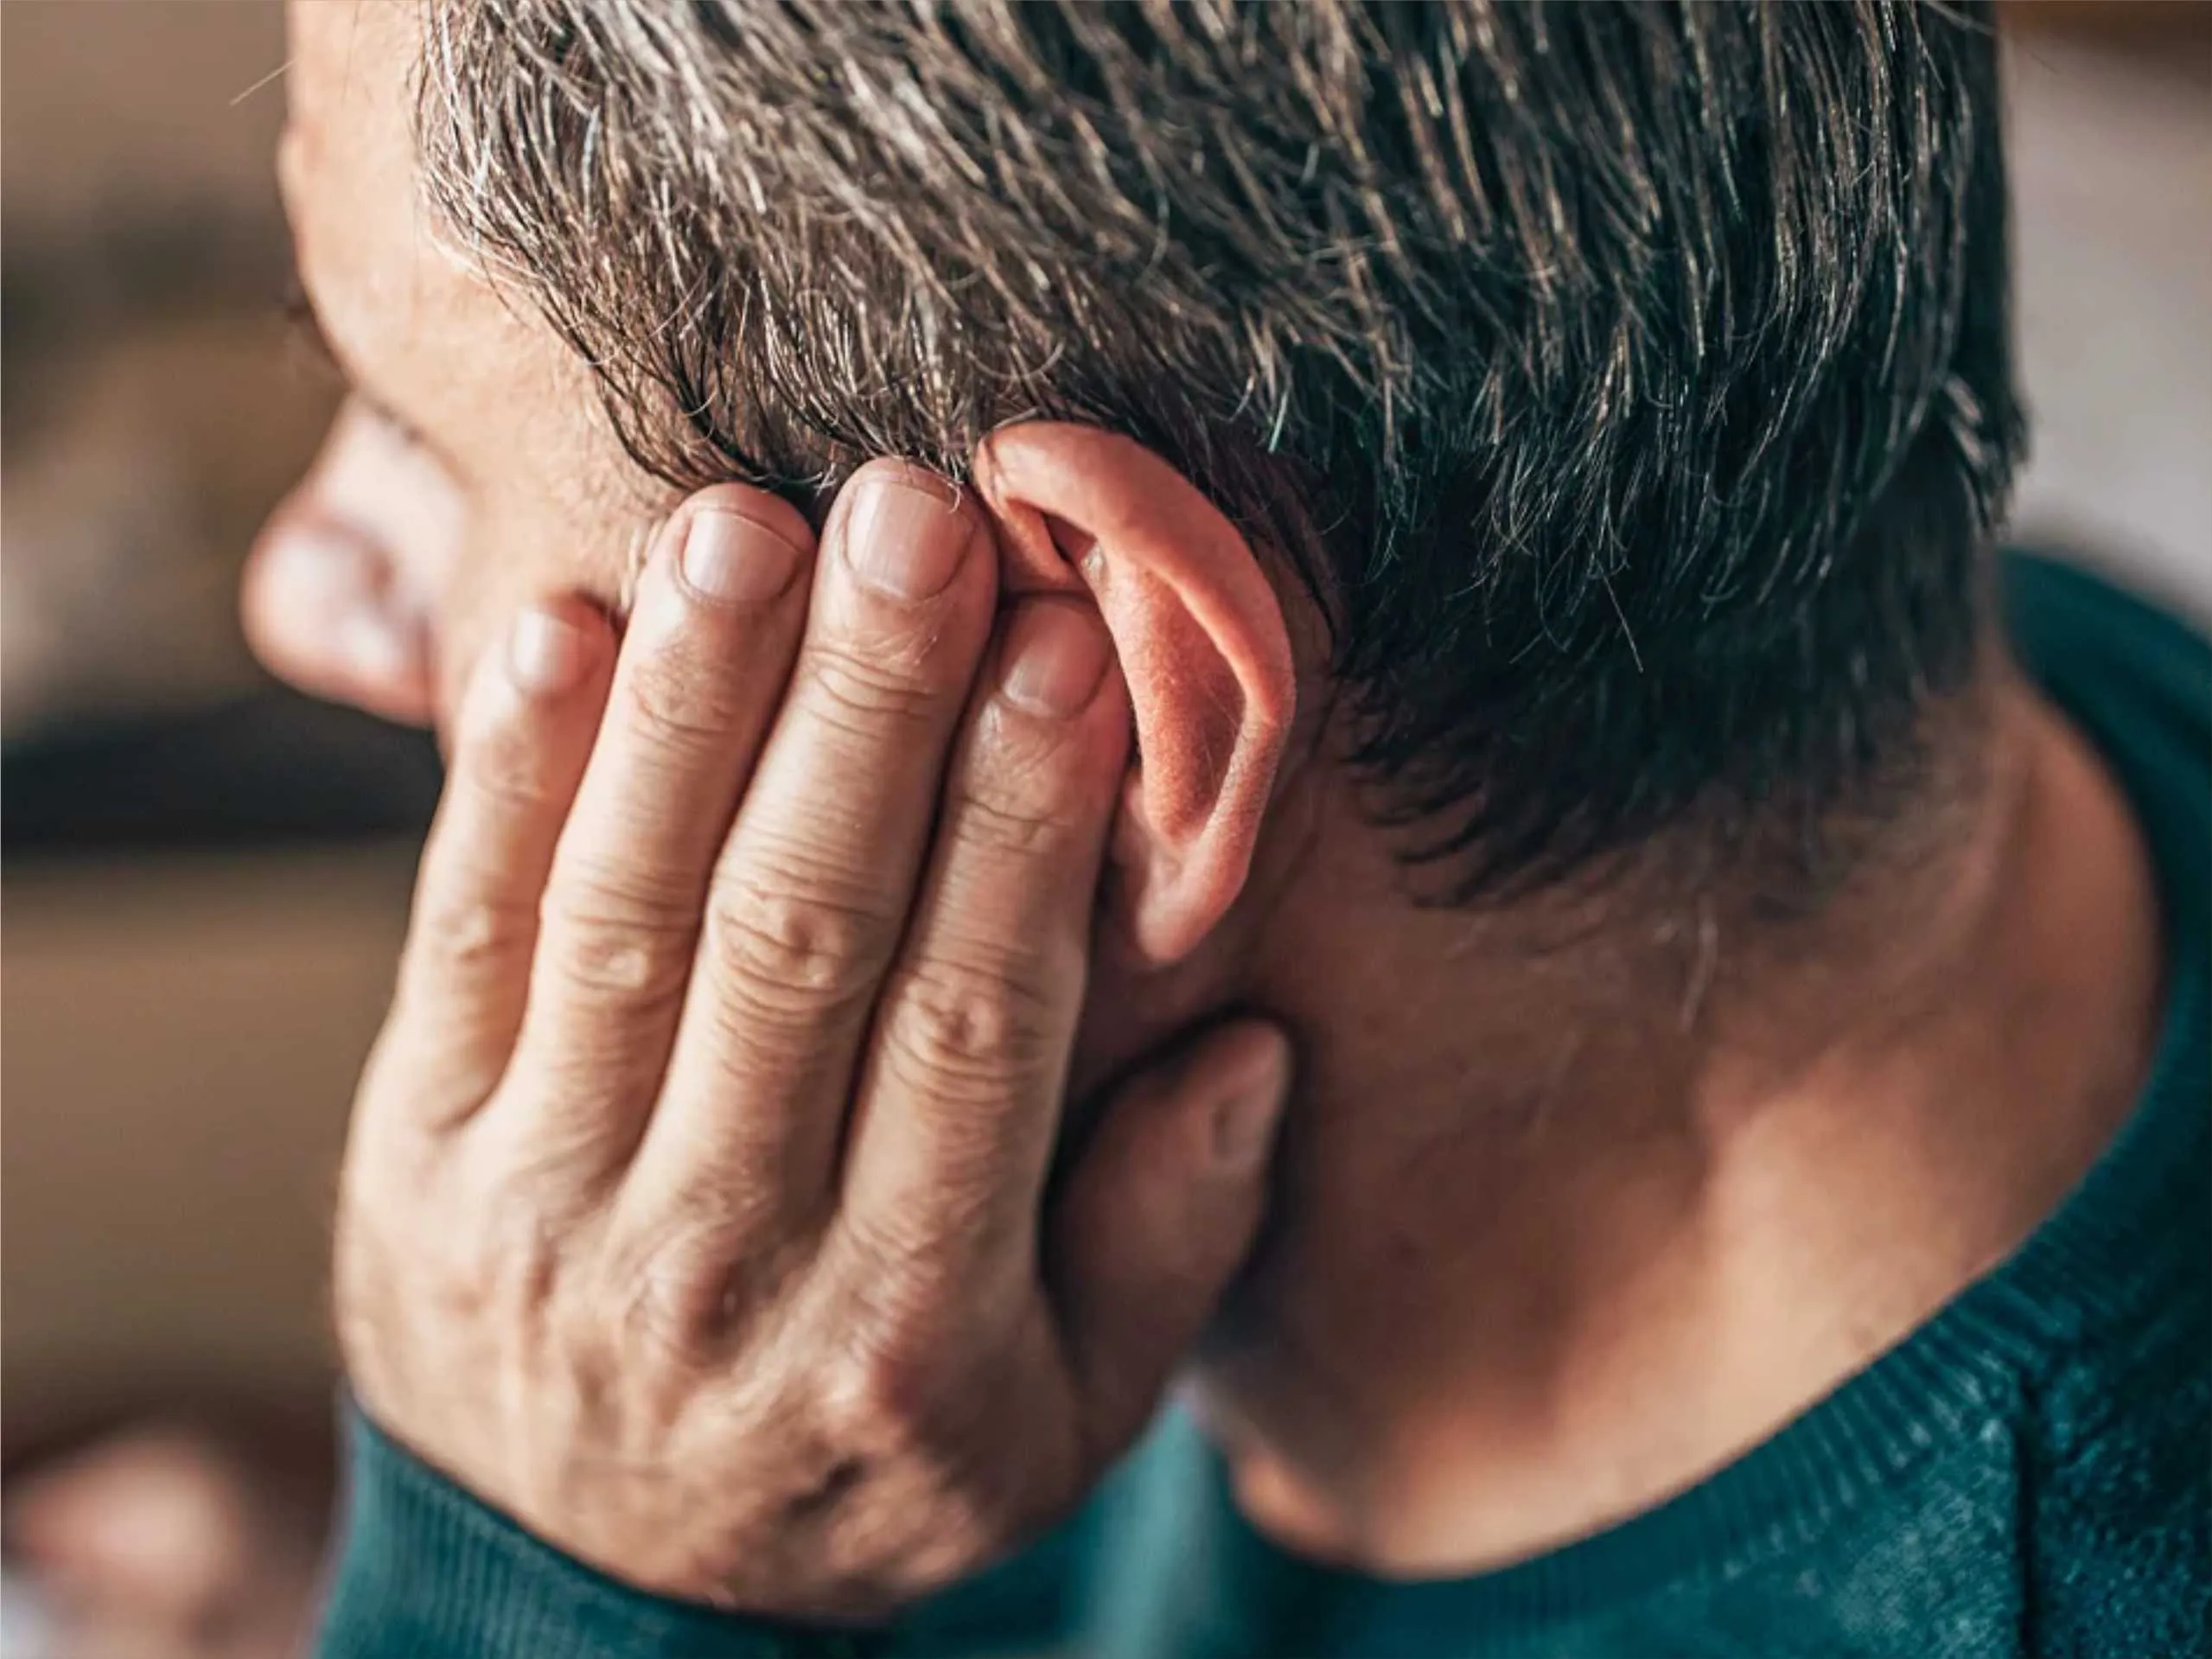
[951,785,1081,863]
[542,846,698,952]
[469,1163,666,1359]
[410,880,538,979]
[460,711,563,814]
[823,1285,959,1450]
[599,1174,807,1344]
[622,632,757,749]
[813,1299,1026,1556]
[803,642,944,735]
[445,1169,565,1325]
[596,1233,733,1364]
[703,865,893,1015]
[880,960,1059,1097]
[538,894,696,1010]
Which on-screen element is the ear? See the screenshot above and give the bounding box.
[972,423,1295,966]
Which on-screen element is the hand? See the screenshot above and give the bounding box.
[334,463,1291,1618]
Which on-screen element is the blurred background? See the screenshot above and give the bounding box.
[1,3,2206,1655]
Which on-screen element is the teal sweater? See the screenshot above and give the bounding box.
[321,553,2209,1658]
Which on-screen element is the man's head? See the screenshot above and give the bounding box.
[254,0,2019,937]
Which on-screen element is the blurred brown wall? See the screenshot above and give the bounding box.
[4,0,288,242]
[2003,0,2212,73]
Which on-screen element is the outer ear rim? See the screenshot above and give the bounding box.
[971,424,1296,734]
[972,424,1297,965]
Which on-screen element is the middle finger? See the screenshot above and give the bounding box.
[620,462,998,1247]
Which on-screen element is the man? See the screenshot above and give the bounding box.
[248,2,2206,1654]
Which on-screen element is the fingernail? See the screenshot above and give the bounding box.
[843,472,971,601]
[999,601,1111,717]
[679,508,803,605]
[1211,1030,1291,1169]
[507,607,590,696]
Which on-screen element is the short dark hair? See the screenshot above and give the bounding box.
[418,0,2024,904]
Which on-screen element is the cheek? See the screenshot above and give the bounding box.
[429,492,653,737]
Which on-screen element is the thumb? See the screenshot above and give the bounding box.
[1050,1020,1292,1455]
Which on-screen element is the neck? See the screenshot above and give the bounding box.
[1195,673,2164,1575]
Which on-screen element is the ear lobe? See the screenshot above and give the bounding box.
[972,424,1295,965]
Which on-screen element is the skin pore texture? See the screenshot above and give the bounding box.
[253,0,2166,1580]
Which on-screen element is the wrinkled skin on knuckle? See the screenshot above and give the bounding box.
[704,867,893,1016]
[621,628,761,749]
[458,703,564,813]
[408,883,539,985]
[588,1199,771,1367]
[803,638,949,732]
[811,1228,971,1422]
[971,695,1099,799]
[618,1164,806,1293]
[773,1279,1075,1598]
[818,1313,1004,1528]
[880,959,1062,1100]
[819,1225,1037,1445]
[594,1270,724,1394]
[537,900,697,1012]
[828,1195,980,1321]
[465,1164,572,1316]
[950,786,1075,862]
[975,692,1121,814]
